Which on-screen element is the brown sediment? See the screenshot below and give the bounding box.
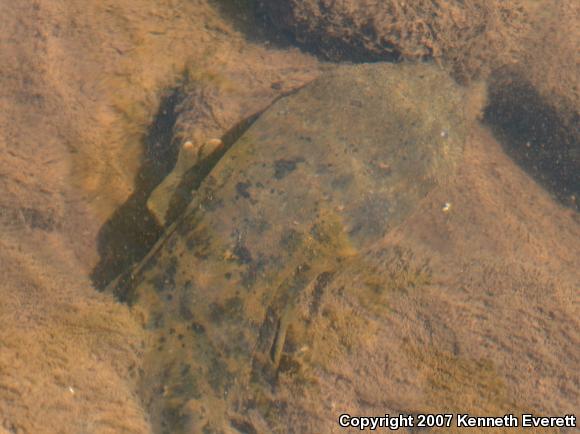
[0,0,577,433]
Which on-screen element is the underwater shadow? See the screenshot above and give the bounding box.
[90,88,184,291]
[211,0,401,63]
[484,70,579,210]
[209,0,294,49]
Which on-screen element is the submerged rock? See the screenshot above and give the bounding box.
[258,0,528,81]
[114,62,471,433]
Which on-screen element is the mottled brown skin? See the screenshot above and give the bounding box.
[116,63,469,433]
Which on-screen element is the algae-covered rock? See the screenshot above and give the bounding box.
[258,0,528,81]
[115,63,470,433]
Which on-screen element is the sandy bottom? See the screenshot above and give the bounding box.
[0,0,577,433]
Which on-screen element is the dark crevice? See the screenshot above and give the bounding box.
[484,70,579,210]
[90,88,184,291]
[212,0,401,63]
[258,12,402,64]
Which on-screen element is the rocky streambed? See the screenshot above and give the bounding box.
[0,1,577,433]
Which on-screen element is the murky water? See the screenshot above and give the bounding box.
[0,1,578,433]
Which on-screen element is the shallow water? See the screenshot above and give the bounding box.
[0,1,578,433]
